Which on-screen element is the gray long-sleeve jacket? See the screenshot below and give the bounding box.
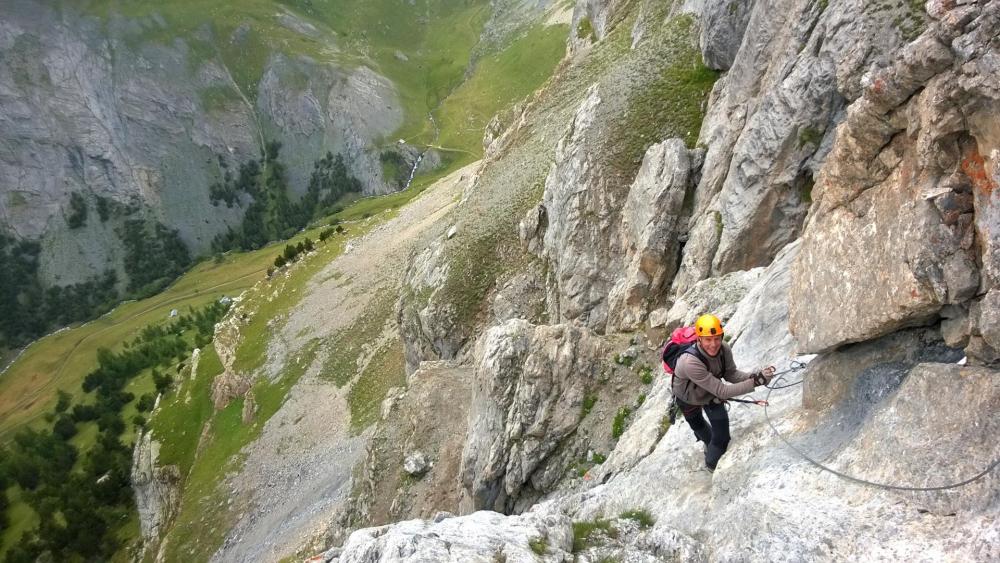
[671,342,754,405]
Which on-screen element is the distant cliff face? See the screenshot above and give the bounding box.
[0,0,402,287]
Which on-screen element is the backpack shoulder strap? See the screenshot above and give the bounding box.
[683,344,723,378]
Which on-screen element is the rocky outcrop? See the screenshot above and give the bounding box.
[523,85,702,332]
[698,0,755,70]
[460,319,608,513]
[568,0,633,54]
[607,139,699,331]
[791,2,998,355]
[327,510,574,563]
[131,431,181,550]
[210,296,254,409]
[341,362,473,531]
[673,0,924,295]
[529,86,617,330]
[726,240,800,368]
[397,237,462,375]
[801,327,963,411]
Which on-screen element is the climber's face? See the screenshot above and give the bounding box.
[699,335,722,357]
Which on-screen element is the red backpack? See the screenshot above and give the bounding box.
[661,326,704,375]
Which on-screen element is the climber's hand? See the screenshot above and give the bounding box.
[752,366,775,386]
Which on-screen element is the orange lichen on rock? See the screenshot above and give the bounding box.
[961,146,997,197]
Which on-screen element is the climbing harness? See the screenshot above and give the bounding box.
[763,370,1000,491]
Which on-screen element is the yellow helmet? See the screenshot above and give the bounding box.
[695,314,724,337]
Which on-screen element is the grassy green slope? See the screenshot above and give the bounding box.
[435,23,568,156]
[0,190,410,558]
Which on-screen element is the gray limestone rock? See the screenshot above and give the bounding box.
[537,85,702,332]
[131,431,181,551]
[663,266,764,331]
[698,0,755,71]
[607,139,696,331]
[557,359,999,561]
[492,265,548,325]
[330,510,573,563]
[397,237,463,375]
[790,3,997,354]
[674,0,926,296]
[538,85,617,331]
[726,240,799,368]
[801,328,962,412]
[403,452,430,477]
[460,319,608,513]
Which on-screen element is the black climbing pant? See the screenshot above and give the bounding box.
[676,398,730,470]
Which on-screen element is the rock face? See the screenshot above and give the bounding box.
[530,86,616,330]
[460,319,608,513]
[210,298,254,409]
[524,85,702,332]
[131,431,181,550]
[673,0,925,296]
[397,236,463,375]
[698,0,754,70]
[554,360,999,562]
[791,2,999,356]
[341,363,473,532]
[607,139,697,331]
[801,327,963,411]
[0,1,401,286]
[328,510,574,563]
[313,1,1000,561]
[661,266,764,331]
[726,240,800,368]
[568,0,633,54]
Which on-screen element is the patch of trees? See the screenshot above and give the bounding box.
[0,300,229,561]
[272,238,314,271]
[211,144,362,253]
[209,155,257,208]
[304,151,363,218]
[66,192,88,229]
[93,195,127,223]
[0,233,118,350]
[117,219,192,296]
[380,150,409,189]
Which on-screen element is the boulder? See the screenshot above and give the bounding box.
[403,452,430,477]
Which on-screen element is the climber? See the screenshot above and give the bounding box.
[672,314,774,473]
